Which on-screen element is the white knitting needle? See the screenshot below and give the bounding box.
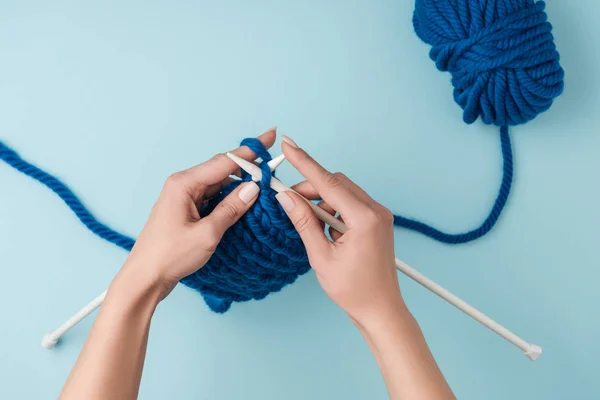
[226,152,542,361]
[41,155,287,349]
[42,290,107,349]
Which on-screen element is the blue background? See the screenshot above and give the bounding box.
[1,1,598,398]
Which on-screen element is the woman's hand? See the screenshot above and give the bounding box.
[279,136,454,400]
[122,129,276,298]
[60,128,278,400]
[278,136,405,326]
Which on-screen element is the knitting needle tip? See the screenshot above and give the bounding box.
[226,152,262,182]
[227,152,285,174]
[41,290,106,350]
[268,153,286,171]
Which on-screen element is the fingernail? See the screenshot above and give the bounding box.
[282,135,298,148]
[276,192,295,212]
[239,182,260,203]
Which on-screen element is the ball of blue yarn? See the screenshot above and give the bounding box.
[413,0,564,126]
[392,0,565,245]
[181,138,311,313]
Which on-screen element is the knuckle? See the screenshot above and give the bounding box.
[333,172,348,182]
[219,201,241,222]
[322,171,342,188]
[377,205,395,225]
[210,153,228,164]
[165,171,186,189]
[294,214,314,234]
[361,208,380,227]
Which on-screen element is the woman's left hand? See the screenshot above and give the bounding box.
[122,128,276,298]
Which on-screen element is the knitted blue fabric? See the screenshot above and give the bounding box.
[182,138,310,313]
[392,0,564,243]
[0,0,565,312]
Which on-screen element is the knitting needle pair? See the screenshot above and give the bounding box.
[42,150,542,361]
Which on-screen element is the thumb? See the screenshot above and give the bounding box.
[200,181,260,240]
[276,191,331,256]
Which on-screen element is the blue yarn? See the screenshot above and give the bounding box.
[181,138,310,313]
[391,0,564,243]
[0,139,310,313]
[392,126,512,244]
[413,0,564,127]
[0,142,136,252]
[0,0,566,312]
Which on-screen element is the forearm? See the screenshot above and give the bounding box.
[357,304,455,400]
[60,265,163,400]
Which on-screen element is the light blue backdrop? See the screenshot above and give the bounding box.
[1,1,598,399]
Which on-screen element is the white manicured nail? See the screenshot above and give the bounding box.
[276,192,295,212]
[239,182,260,203]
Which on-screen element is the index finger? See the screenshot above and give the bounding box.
[292,177,376,206]
[281,136,366,217]
[181,127,277,191]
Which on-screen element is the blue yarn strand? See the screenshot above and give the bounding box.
[0,142,136,251]
[392,125,512,244]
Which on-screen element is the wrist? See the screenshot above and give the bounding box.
[351,298,413,338]
[353,300,454,399]
[109,260,169,308]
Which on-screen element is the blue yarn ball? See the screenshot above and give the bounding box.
[180,139,311,313]
[413,0,564,126]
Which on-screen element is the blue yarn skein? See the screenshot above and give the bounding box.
[392,0,564,243]
[0,139,309,313]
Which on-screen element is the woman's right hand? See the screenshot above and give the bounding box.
[278,137,455,399]
[276,136,407,326]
